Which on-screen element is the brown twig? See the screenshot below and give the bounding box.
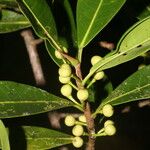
[138,99,150,107]
[21,29,46,86]
[84,102,95,150]
[73,60,95,149]
[98,41,114,50]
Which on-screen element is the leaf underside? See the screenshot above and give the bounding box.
[84,17,150,84]
[17,0,59,49]
[23,126,73,150]
[96,65,150,112]
[0,81,73,118]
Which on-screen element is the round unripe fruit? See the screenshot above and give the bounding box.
[91,55,102,65]
[102,104,114,117]
[61,84,72,97]
[58,64,72,77]
[77,89,89,101]
[72,125,84,136]
[72,137,83,148]
[104,120,114,128]
[104,124,116,136]
[59,76,70,84]
[94,71,105,80]
[64,115,76,127]
[79,115,86,123]
[55,50,63,59]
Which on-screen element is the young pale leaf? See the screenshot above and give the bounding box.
[77,0,126,48]
[16,0,60,50]
[83,41,150,85]
[98,40,150,71]
[117,16,150,52]
[0,9,30,33]
[0,81,73,118]
[0,120,10,150]
[95,65,150,114]
[82,17,150,85]
[23,126,73,150]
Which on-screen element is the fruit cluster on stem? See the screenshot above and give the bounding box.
[56,52,116,149]
[64,114,87,148]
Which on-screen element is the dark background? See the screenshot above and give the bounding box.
[0,0,150,149]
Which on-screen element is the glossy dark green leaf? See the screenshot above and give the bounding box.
[23,126,73,150]
[62,0,77,47]
[0,120,10,150]
[95,65,150,114]
[0,81,73,118]
[45,0,76,66]
[0,9,30,33]
[16,0,61,50]
[77,0,126,48]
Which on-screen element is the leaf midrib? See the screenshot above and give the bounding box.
[79,0,103,48]
[120,36,150,51]
[22,0,60,50]
[26,137,72,140]
[84,40,150,84]
[101,83,150,107]
[0,21,30,24]
[0,100,64,104]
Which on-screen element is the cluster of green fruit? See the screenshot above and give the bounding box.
[64,115,86,148]
[56,51,116,147]
[90,55,105,81]
[58,61,89,105]
[97,104,116,136]
[57,54,105,103]
[95,119,116,138]
[64,104,116,148]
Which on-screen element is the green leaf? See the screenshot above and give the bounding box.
[16,0,61,50]
[83,41,150,85]
[0,81,73,118]
[23,126,73,150]
[0,120,10,150]
[138,4,150,20]
[117,16,150,52]
[95,65,150,114]
[0,9,30,33]
[45,0,76,66]
[54,0,77,49]
[82,17,150,85]
[45,40,63,66]
[62,0,77,47]
[77,0,126,48]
